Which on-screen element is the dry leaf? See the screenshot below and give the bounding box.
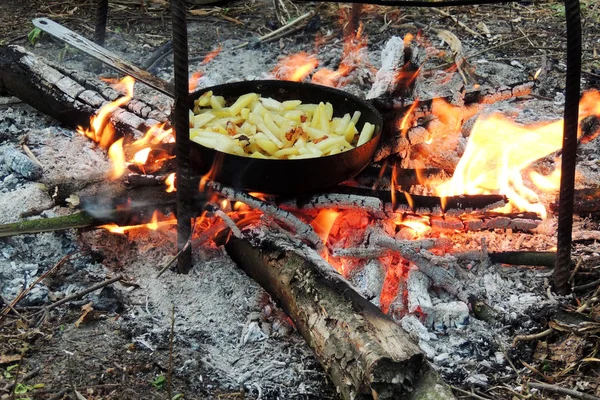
[75,302,98,328]
[548,334,586,364]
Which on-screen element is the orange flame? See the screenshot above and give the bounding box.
[202,46,222,65]
[435,90,600,218]
[77,76,135,148]
[100,211,176,234]
[311,209,340,245]
[312,22,368,88]
[272,52,319,82]
[107,138,126,180]
[165,172,176,193]
[399,99,419,137]
[189,71,204,92]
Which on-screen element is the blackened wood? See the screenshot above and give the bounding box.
[225,236,455,400]
[550,188,600,216]
[288,186,507,215]
[0,45,170,138]
[489,251,556,267]
[374,81,534,160]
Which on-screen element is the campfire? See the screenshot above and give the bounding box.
[0,1,599,399]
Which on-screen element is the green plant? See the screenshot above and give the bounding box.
[3,364,18,379]
[151,375,167,389]
[172,394,184,400]
[27,27,42,45]
[550,3,566,17]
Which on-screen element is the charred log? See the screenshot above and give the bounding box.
[224,232,455,400]
[550,188,600,217]
[285,186,507,216]
[0,45,170,139]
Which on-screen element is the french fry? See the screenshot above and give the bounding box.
[190,92,377,159]
[230,93,258,116]
[357,122,375,146]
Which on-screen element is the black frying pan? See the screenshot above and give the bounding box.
[189,80,382,194]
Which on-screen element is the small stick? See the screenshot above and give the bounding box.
[430,8,483,38]
[156,219,198,278]
[512,328,553,347]
[0,212,97,238]
[1,250,87,319]
[45,274,123,312]
[47,388,69,400]
[210,182,322,250]
[167,305,175,400]
[333,247,389,259]
[576,285,600,313]
[450,386,492,400]
[574,278,600,293]
[528,382,600,400]
[232,10,315,50]
[3,367,40,393]
[213,209,243,238]
[569,257,584,284]
[20,144,43,169]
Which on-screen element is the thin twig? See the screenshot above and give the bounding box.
[232,10,315,50]
[512,328,553,347]
[429,8,483,38]
[569,257,584,284]
[576,285,600,313]
[47,388,69,400]
[213,209,243,238]
[528,382,600,400]
[9,358,22,400]
[156,220,198,278]
[44,274,123,312]
[1,250,88,319]
[167,305,175,400]
[3,367,40,393]
[574,278,600,292]
[450,385,492,400]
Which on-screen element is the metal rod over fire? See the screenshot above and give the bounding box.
[171,0,193,273]
[94,0,109,45]
[555,0,582,295]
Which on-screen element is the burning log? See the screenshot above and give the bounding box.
[286,186,507,216]
[0,45,170,138]
[224,229,456,400]
[374,81,535,161]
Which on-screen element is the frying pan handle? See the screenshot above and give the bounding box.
[32,17,175,98]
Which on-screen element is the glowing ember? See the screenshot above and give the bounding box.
[272,52,319,82]
[165,172,176,193]
[435,90,600,218]
[379,261,408,314]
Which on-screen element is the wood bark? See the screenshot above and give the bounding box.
[225,235,455,400]
[0,45,170,138]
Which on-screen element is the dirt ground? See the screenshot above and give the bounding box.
[1,0,600,399]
